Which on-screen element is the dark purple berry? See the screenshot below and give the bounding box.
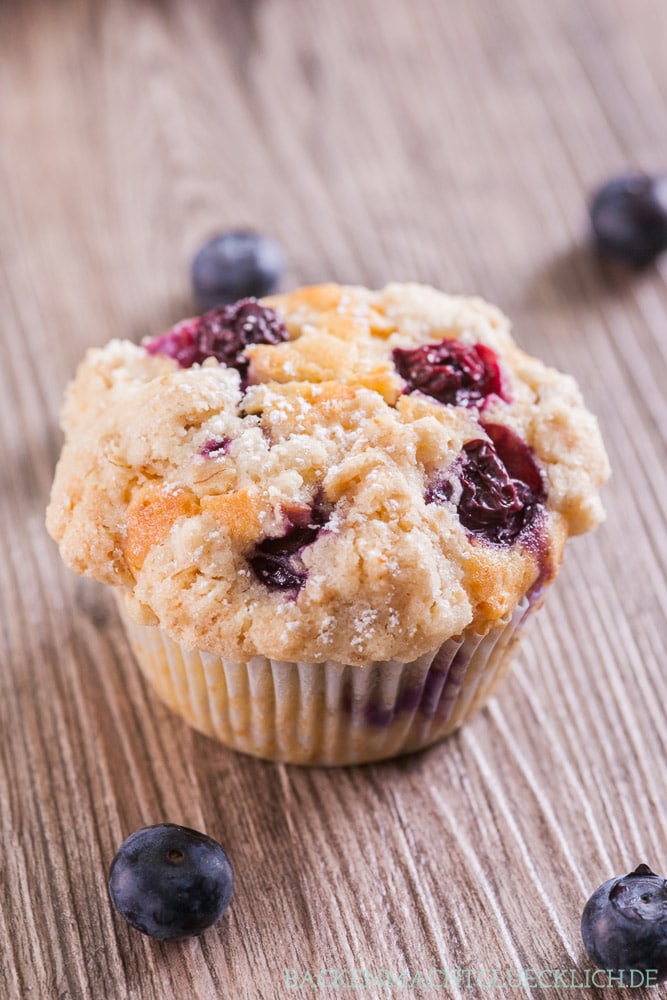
[248,498,330,591]
[392,337,507,407]
[249,526,318,590]
[427,423,545,544]
[192,230,284,310]
[108,824,233,942]
[145,298,289,383]
[143,318,203,368]
[581,864,667,984]
[484,422,545,497]
[589,173,667,267]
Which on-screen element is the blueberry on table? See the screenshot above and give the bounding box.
[192,230,284,310]
[108,824,234,941]
[581,863,667,983]
[589,173,667,267]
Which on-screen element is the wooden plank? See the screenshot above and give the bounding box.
[1,0,666,996]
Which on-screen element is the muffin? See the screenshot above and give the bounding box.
[46,283,609,764]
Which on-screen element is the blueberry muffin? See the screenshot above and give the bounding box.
[46,283,609,764]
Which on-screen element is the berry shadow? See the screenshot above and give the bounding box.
[525,241,657,312]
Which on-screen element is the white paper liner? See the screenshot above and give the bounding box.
[116,596,531,765]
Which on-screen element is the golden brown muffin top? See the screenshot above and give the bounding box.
[46,283,609,664]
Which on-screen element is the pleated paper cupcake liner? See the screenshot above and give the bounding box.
[116,595,531,766]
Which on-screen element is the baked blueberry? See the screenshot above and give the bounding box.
[581,863,667,983]
[392,337,507,407]
[248,525,317,590]
[427,423,545,544]
[589,173,667,267]
[248,497,331,591]
[192,230,284,310]
[145,298,289,383]
[200,436,231,458]
[108,824,234,941]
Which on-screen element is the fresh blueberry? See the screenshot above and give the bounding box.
[581,863,667,983]
[108,824,234,941]
[192,230,284,310]
[589,173,667,267]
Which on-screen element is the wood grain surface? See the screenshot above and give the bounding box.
[2,1,667,998]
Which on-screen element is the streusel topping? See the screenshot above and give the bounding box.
[46,283,609,664]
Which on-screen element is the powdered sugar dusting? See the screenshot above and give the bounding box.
[46,281,609,666]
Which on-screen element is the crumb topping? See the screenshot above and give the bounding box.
[46,283,610,664]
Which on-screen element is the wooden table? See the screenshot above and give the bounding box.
[2,1,666,997]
